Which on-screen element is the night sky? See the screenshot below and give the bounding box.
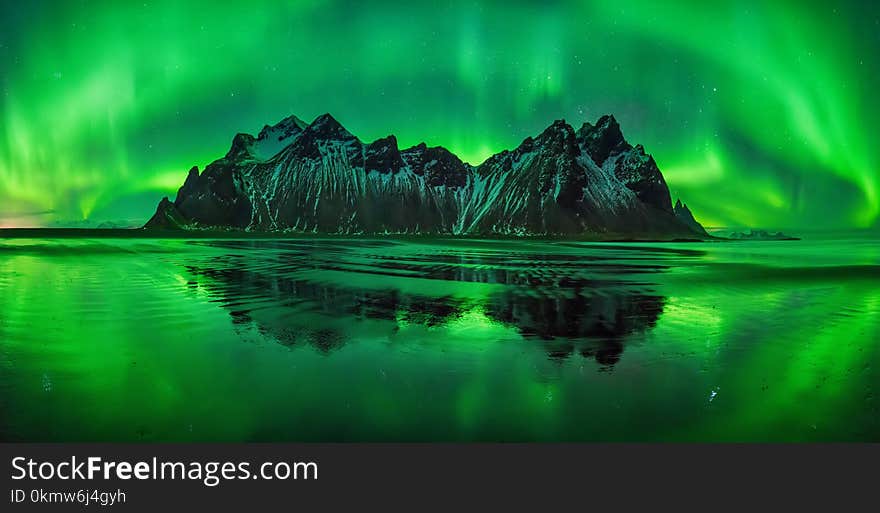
[1,0,878,229]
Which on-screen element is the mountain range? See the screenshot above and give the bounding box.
[145,113,707,239]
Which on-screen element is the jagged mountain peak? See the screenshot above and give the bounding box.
[363,135,403,174]
[539,119,576,139]
[404,142,429,153]
[596,113,618,127]
[401,141,459,158]
[288,113,359,160]
[225,133,257,160]
[146,111,708,239]
[257,114,307,141]
[577,114,631,166]
[491,119,579,168]
[675,199,699,215]
[370,134,399,147]
[399,142,468,186]
[278,113,308,129]
[547,118,573,130]
[673,199,707,236]
[305,112,353,139]
[533,119,579,156]
[579,114,618,134]
[222,114,310,162]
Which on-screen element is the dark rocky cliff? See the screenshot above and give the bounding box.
[146,113,706,239]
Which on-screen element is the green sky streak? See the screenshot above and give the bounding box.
[1,0,878,228]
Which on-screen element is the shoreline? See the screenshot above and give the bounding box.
[0,227,729,242]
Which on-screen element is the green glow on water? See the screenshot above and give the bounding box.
[0,236,877,441]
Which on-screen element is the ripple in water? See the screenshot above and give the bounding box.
[0,236,877,441]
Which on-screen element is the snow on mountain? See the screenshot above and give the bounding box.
[145,113,707,239]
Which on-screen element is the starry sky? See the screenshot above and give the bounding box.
[1,0,878,229]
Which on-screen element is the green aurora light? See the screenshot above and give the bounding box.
[1,0,878,229]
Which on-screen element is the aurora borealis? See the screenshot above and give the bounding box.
[1,0,879,229]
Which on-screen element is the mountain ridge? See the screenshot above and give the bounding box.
[145,113,708,239]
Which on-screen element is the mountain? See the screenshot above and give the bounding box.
[673,199,707,237]
[727,229,799,241]
[145,113,708,239]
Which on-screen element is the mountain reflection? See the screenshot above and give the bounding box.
[183,240,677,367]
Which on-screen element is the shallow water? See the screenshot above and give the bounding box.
[0,235,877,441]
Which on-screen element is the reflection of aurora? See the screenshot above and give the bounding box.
[656,283,880,441]
[1,1,879,229]
[178,238,879,439]
[0,237,877,441]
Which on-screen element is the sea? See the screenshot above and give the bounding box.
[0,230,877,441]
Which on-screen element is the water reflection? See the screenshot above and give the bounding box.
[183,240,678,367]
[3,236,877,441]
